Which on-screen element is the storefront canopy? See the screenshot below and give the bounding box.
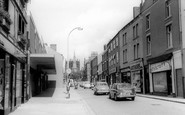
[30,54,56,74]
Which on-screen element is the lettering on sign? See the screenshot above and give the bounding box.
[130,62,143,71]
[151,61,171,73]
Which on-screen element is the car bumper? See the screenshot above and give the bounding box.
[96,90,109,93]
[117,93,135,98]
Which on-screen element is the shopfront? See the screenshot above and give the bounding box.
[130,59,144,93]
[120,67,131,83]
[149,60,174,96]
[0,33,28,115]
[109,67,117,85]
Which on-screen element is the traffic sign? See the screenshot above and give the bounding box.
[66,68,71,74]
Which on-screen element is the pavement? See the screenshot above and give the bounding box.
[9,86,185,115]
[137,94,185,104]
[9,86,95,115]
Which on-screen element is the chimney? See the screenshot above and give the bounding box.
[133,7,140,18]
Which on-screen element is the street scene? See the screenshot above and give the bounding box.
[0,0,185,115]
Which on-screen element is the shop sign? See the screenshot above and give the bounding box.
[0,39,4,47]
[130,61,143,71]
[109,67,116,74]
[150,60,171,73]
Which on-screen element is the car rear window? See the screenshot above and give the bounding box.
[117,83,131,89]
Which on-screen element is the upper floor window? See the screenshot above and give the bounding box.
[133,24,139,39]
[116,52,118,63]
[146,14,150,30]
[113,40,115,49]
[123,49,127,63]
[123,32,127,46]
[18,15,25,35]
[165,0,171,18]
[146,35,151,55]
[166,24,173,48]
[134,43,139,59]
[116,37,118,46]
[4,0,9,11]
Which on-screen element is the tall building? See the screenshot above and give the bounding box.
[68,53,80,72]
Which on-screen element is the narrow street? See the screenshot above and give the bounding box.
[77,87,185,115]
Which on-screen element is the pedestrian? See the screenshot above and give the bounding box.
[66,80,70,98]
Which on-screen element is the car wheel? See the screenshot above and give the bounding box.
[114,95,118,101]
[94,91,97,95]
[109,93,111,99]
[131,97,135,101]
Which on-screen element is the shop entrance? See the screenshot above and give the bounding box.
[0,49,5,111]
[10,63,16,111]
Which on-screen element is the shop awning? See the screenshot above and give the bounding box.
[30,54,56,74]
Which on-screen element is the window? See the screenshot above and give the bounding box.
[146,14,150,30]
[123,33,127,46]
[123,49,127,63]
[116,37,118,46]
[136,24,139,37]
[133,26,136,38]
[166,24,173,48]
[116,52,118,63]
[4,0,9,11]
[134,44,139,59]
[165,0,171,18]
[146,35,151,55]
[113,40,115,49]
[18,15,25,35]
[133,24,139,39]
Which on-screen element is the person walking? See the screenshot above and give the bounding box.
[66,80,70,98]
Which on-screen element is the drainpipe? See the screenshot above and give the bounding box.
[179,0,185,98]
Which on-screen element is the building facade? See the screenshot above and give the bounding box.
[141,0,182,97]
[107,34,120,85]
[119,10,144,93]
[102,46,109,84]
[0,0,30,114]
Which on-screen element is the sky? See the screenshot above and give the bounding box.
[28,0,141,67]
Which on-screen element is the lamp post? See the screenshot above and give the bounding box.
[66,27,83,82]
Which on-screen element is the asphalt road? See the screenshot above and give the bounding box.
[76,87,185,115]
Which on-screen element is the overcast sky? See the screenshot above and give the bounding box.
[28,0,141,66]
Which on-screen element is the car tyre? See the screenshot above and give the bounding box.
[114,95,118,101]
[109,94,111,99]
[94,91,97,95]
[131,97,135,101]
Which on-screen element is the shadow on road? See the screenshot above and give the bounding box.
[35,80,56,97]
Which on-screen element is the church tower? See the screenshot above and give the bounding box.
[72,52,77,72]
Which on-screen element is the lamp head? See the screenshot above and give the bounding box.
[77,27,83,30]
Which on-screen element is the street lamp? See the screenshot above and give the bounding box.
[66,27,83,82]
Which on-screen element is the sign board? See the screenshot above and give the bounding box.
[66,69,71,74]
[150,60,171,73]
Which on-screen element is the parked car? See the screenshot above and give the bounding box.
[83,82,91,89]
[94,82,109,95]
[90,83,95,90]
[109,83,136,101]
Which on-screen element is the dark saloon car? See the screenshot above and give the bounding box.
[109,83,136,101]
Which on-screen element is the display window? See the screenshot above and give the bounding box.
[131,71,141,92]
[152,72,168,93]
[0,59,4,110]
